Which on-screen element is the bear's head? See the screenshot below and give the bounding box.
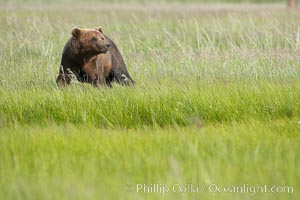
[71,27,110,56]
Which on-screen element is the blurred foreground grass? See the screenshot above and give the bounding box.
[1,120,299,200]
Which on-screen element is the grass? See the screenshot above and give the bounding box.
[0,1,299,199]
[0,0,286,4]
[0,80,299,127]
[1,120,299,199]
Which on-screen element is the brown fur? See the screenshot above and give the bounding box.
[72,28,107,57]
[83,52,112,88]
[56,27,134,89]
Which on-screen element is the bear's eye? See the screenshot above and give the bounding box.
[91,37,97,42]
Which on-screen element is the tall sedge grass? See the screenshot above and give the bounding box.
[0,80,299,127]
[0,5,299,127]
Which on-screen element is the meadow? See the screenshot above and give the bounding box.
[0,1,299,199]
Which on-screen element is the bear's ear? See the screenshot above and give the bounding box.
[97,27,103,34]
[71,27,81,38]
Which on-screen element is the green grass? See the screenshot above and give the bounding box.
[0,0,287,4]
[0,80,299,127]
[0,2,299,200]
[1,120,299,200]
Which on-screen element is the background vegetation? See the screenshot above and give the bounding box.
[0,1,299,199]
[0,0,287,4]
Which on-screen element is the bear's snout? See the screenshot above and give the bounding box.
[94,43,108,53]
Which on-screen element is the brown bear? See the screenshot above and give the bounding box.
[56,27,134,88]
